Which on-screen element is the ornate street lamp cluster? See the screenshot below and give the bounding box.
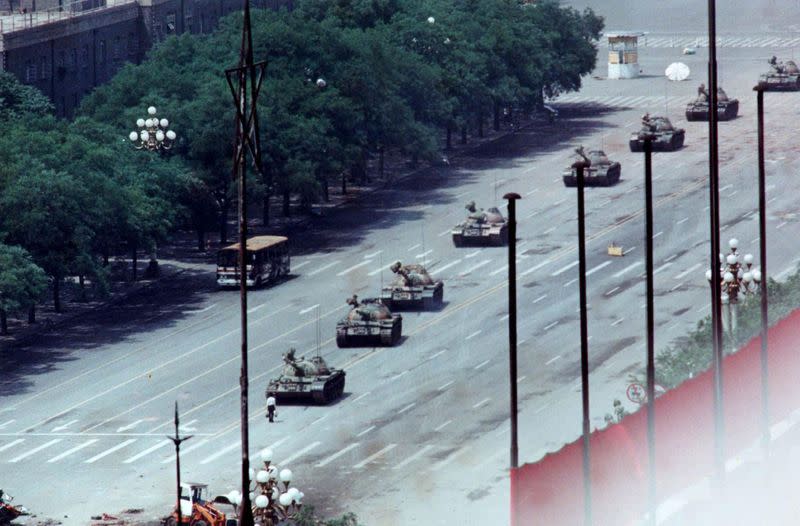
[705,237,762,334]
[129,106,177,151]
[225,448,304,525]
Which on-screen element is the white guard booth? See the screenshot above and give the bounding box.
[606,32,644,79]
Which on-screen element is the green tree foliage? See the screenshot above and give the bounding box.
[0,70,54,119]
[0,243,47,334]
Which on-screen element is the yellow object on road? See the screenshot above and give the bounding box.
[607,243,624,257]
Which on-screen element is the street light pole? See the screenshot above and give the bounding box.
[167,402,192,526]
[504,192,521,472]
[643,136,657,526]
[572,159,592,526]
[754,85,770,456]
[224,1,266,523]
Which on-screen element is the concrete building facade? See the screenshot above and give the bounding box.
[0,0,288,117]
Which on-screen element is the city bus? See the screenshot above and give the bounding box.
[216,235,290,288]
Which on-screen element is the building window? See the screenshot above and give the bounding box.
[25,61,37,82]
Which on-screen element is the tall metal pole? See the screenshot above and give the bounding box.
[643,137,657,525]
[505,192,521,526]
[706,0,725,487]
[224,2,266,524]
[755,86,770,455]
[167,402,192,526]
[574,160,592,526]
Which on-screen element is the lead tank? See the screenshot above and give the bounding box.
[685,85,739,121]
[336,295,402,347]
[758,56,800,91]
[452,201,508,247]
[629,114,685,152]
[266,349,346,404]
[562,146,621,187]
[380,261,444,309]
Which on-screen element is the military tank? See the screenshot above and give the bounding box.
[451,201,508,247]
[562,146,621,187]
[629,114,685,152]
[758,56,800,91]
[380,261,444,310]
[685,84,739,121]
[336,295,402,347]
[266,349,346,404]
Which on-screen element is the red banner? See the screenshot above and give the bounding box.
[512,308,800,525]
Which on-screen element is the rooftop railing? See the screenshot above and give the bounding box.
[0,0,136,34]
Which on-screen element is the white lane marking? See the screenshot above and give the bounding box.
[280,441,321,466]
[674,263,702,280]
[526,188,539,195]
[775,265,796,280]
[368,265,387,276]
[464,250,481,259]
[408,244,421,251]
[533,294,548,304]
[720,184,733,192]
[438,228,452,237]
[545,355,561,365]
[490,265,508,277]
[623,246,637,255]
[605,286,620,296]
[613,261,642,278]
[526,209,541,218]
[500,314,510,321]
[391,370,409,381]
[398,403,416,414]
[52,419,78,432]
[544,321,559,331]
[0,420,15,430]
[459,259,491,275]
[393,444,435,470]
[654,262,673,274]
[161,439,210,464]
[473,398,491,409]
[123,440,171,464]
[455,191,471,198]
[611,317,625,327]
[777,221,788,230]
[292,260,311,270]
[9,439,62,462]
[357,426,376,438]
[248,303,269,314]
[767,197,777,204]
[416,249,433,259]
[664,254,678,263]
[116,419,147,433]
[353,444,397,469]
[465,330,482,340]
[551,260,578,276]
[428,349,447,360]
[47,439,98,463]
[586,261,612,276]
[670,282,685,292]
[337,260,372,276]
[435,420,452,432]
[431,446,470,471]
[308,260,340,276]
[429,259,461,275]
[85,439,137,463]
[351,392,371,404]
[652,231,663,239]
[553,198,567,207]
[299,304,320,315]
[521,260,551,276]
[316,443,360,468]
[0,439,24,452]
[543,226,557,235]
[200,441,241,465]
[751,237,760,245]
[474,359,491,370]
[438,381,454,391]
[563,278,578,288]
[364,250,382,259]
[677,217,689,225]
[696,304,711,313]
[517,375,527,383]
[190,304,217,314]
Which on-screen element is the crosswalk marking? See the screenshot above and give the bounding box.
[47,439,98,463]
[639,34,800,48]
[9,439,61,463]
[123,440,171,464]
[353,443,397,469]
[85,439,137,463]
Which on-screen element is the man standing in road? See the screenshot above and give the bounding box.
[266,395,277,423]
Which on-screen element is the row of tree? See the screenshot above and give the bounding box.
[0,0,603,331]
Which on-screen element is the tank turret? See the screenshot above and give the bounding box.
[759,56,800,91]
[685,84,739,121]
[381,261,444,309]
[266,348,346,404]
[629,115,685,152]
[337,295,402,347]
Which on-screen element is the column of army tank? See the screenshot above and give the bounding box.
[265,202,511,405]
[562,56,798,187]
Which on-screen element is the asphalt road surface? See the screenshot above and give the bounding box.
[4,7,800,526]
